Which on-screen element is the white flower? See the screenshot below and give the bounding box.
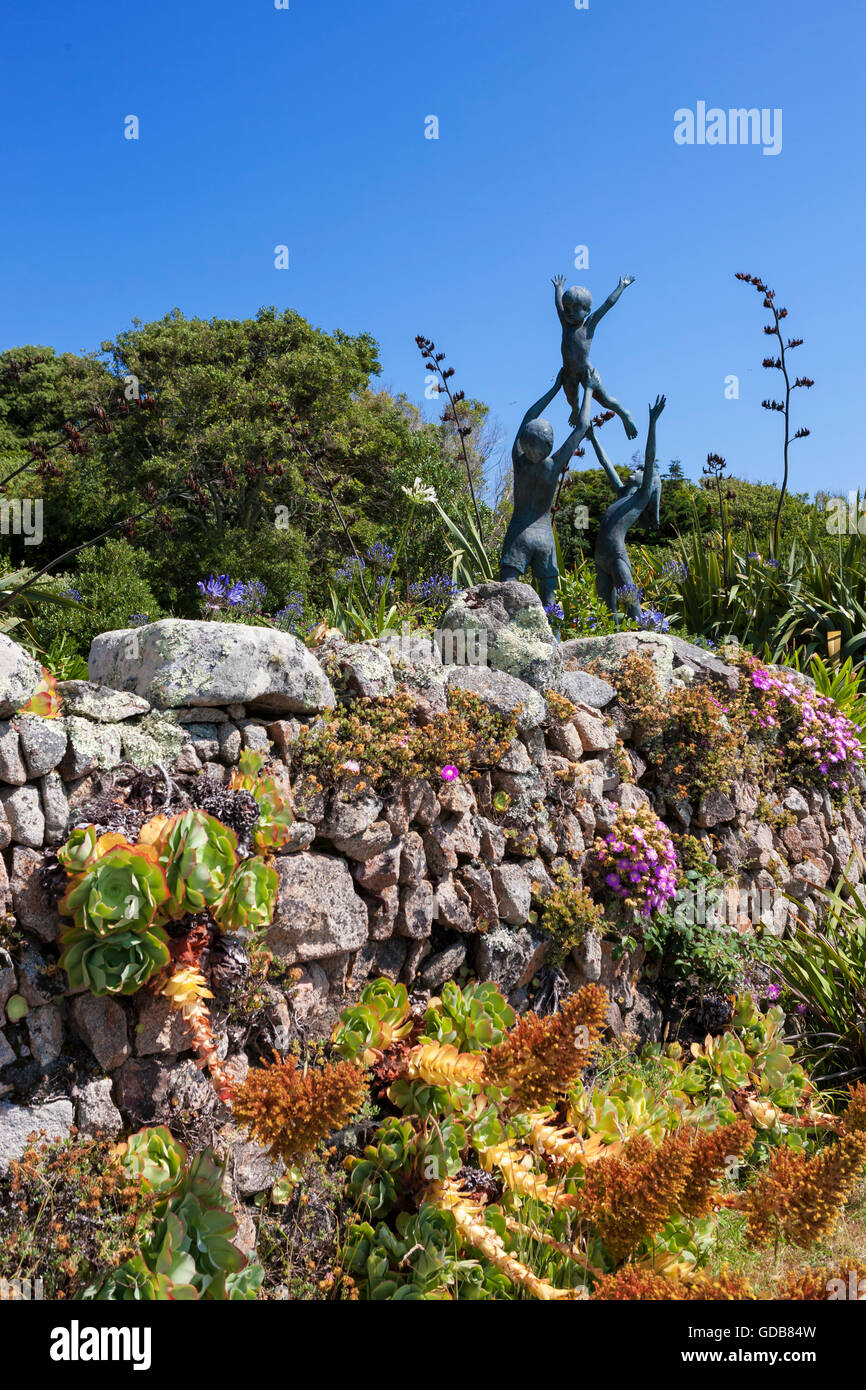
[401,476,438,505]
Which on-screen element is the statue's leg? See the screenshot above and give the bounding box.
[500,563,523,582]
[589,374,638,441]
[611,556,642,621]
[596,566,616,618]
[532,540,559,611]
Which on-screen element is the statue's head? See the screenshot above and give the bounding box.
[520,418,554,462]
[622,467,643,495]
[562,285,592,325]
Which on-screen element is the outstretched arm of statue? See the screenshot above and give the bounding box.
[587,423,623,492]
[586,274,636,335]
[552,274,567,324]
[512,371,564,462]
[637,395,666,509]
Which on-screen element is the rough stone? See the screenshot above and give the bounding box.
[0,784,44,848]
[474,925,551,995]
[458,862,500,929]
[69,994,130,1070]
[322,785,383,842]
[382,778,439,834]
[216,722,242,766]
[76,1078,123,1138]
[560,631,675,694]
[268,852,368,962]
[89,618,336,714]
[26,1002,65,1068]
[56,680,151,721]
[0,1030,15,1069]
[396,879,435,939]
[14,944,58,1006]
[121,713,186,769]
[667,636,740,692]
[434,875,474,933]
[62,717,123,779]
[135,993,194,1056]
[39,772,70,844]
[118,1057,214,1128]
[696,789,737,828]
[286,964,330,1021]
[0,720,27,784]
[419,942,468,991]
[16,714,68,777]
[476,816,506,865]
[176,705,229,724]
[352,839,402,894]
[491,862,533,925]
[440,581,561,690]
[332,643,396,700]
[0,1099,74,1176]
[376,633,447,711]
[571,705,616,754]
[230,1138,285,1197]
[10,847,58,940]
[331,819,395,861]
[559,668,617,709]
[0,635,42,718]
[446,663,547,732]
[398,829,427,885]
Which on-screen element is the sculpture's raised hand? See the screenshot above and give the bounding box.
[619,274,636,289]
[552,274,567,290]
[649,394,666,421]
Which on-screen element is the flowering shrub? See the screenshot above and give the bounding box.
[591,806,678,919]
[292,687,517,789]
[743,657,863,792]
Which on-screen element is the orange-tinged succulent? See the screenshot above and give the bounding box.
[19,668,62,718]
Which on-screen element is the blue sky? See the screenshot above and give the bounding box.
[1,0,863,498]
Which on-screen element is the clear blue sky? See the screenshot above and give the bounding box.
[1,0,863,497]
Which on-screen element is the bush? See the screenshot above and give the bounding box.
[33,537,164,657]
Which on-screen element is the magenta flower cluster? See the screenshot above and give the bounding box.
[593,807,678,919]
[747,662,864,792]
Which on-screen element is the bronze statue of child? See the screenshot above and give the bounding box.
[499,372,594,608]
[553,272,638,439]
[589,394,665,622]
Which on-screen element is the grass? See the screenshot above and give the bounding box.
[708,1182,866,1294]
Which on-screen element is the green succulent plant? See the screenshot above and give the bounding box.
[229,752,294,852]
[56,824,100,879]
[58,842,169,936]
[213,857,278,933]
[423,981,515,1053]
[332,979,414,1064]
[86,1132,263,1302]
[58,922,170,996]
[159,810,239,918]
[123,1126,187,1195]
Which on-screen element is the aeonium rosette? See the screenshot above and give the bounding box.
[140,809,239,918]
[213,857,279,933]
[58,837,169,935]
[57,837,171,996]
[592,805,678,919]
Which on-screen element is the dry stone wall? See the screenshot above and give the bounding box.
[1,593,865,1174]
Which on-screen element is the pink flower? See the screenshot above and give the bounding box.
[441,764,460,782]
[341,759,361,774]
